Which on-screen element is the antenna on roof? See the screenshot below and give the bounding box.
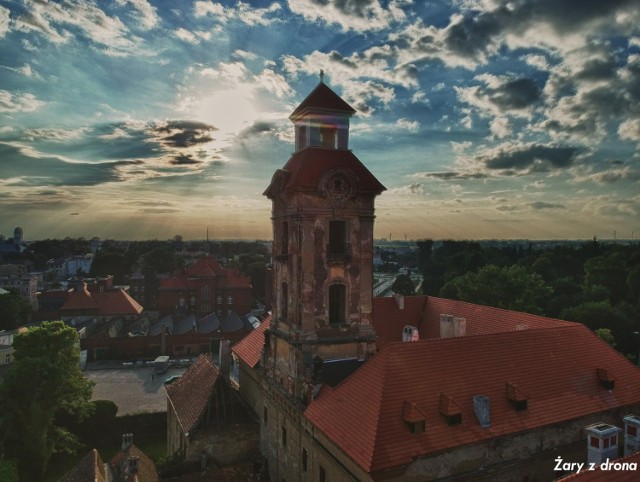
[319,69,325,83]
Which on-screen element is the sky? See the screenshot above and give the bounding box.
[0,0,639,242]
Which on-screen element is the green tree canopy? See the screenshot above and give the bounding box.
[440,264,552,315]
[0,291,31,330]
[0,321,94,481]
[391,274,417,296]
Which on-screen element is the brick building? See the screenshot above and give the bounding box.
[227,78,640,482]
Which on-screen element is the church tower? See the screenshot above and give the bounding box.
[264,75,385,404]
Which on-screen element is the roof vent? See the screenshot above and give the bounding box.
[402,325,419,342]
[596,368,616,390]
[473,395,491,428]
[403,401,427,434]
[439,393,463,426]
[506,382,529,411]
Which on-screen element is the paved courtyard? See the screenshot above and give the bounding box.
[85,366,186,415]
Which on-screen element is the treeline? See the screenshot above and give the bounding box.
[418,240,640,359]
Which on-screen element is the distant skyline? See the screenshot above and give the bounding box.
[0,1,639,241]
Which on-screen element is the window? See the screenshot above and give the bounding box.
[302,448,308,472]
[282,426,287,448]
[263,406,268,424]
[281,221,289,255]
[190,295,196,306]
[590,436,600,448]
[320,126,337,148]
[329,284,346,325]
[603,437,610,448]
[407,420,426,434]
[319,466,326,482]
[628,425,637,436]
[298,125,307,149]
[201,285,211,301]
[611,435,617,446]
[216,295,222,305]
[227,293,233,305]
[328,221,347,255]
[281,282,288,322]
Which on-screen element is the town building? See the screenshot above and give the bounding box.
[226,78,640,481]
[0,273,38,310]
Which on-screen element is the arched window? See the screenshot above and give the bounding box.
[201,285,211,301]
[328,284,346,325]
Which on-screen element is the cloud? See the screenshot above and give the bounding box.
[527,201,565,210]
[388,182,424,195]
[395,118,420,132]
[150,120,217,148]
[572,167,640,184]
[194,1,281,26]
[116,0,159,30]
[286,0,407,32]
[13,0,143,55]
[476,142,580,172]
[255,69,294,98]
[0,6,9,38]
[0,90,45,113]
[175,27,211,43]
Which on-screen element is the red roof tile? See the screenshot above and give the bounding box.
[186,256,224,278]
[60,288,143,316]
[232,316,271,368]
[372,295,571,347]
[109,443,158,482]
[305,324,640,475]
[166,354,220,434]
[264,148,386,198]
[61,287,99,311]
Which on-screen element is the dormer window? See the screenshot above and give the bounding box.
[403,401,427,434]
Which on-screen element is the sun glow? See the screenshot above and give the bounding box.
[194,87,259,136]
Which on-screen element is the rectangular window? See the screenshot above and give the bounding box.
[282,426,287,448]
[628,425,637,436]
[227,293,233,305]
[263,406,268,424]
[328,221,346,255]
[319,466,326,482]
[590,436,600,448]
[603,438,610,448]
[282,222,288,255]
[302,448,308,472]
[328,284,346,325]
[611,435,617,446]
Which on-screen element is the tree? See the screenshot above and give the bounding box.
[595,328,616,347]
[391,274,416,296]
[0,291,31,330]
[440,264,552,315]
[0,321,94,481]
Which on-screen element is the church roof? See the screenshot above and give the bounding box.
[304,323,640,475]
[264,147,386,198]
[165,354,220,435]
[289,81,355,119]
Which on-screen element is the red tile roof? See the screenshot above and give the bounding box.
[232,316,271,368]
[372,295,571,347]
[166,354,220,434]
[109,443,158,482]
[61,288,143,316]
[289,81,356,119]
[59,448,107,482]
[186,256,224,278]
[264,148,386,198]
[304,324,640,475]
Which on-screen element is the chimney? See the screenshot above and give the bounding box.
[586,423,621,465]
[394,293,404,309]
[402,325,419,342]
[219,339,231,377]
[473,395,491,428]
[453,317,466,337]
[121,433,134,451]
[440,314,454,338]
[623,415,640,456]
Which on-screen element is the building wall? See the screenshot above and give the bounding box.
[237,362,263,419]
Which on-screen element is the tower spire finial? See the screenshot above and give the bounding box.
[319,69,324,83]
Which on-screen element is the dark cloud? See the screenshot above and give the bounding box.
[170,154,201,165]
[527,201,565,210]
[238,122,276,138]
[154,120,217,148]
[0,142,135,186]
[488,78,541,109]
[444,7,507,60]
[328,50,358,69]
[310,0,376,18]
[414,171,489,180]
[482,144,580,171]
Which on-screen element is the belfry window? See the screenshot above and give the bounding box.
[320,126,337,148]
[329,284,346,325]
[281,221,288,255]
